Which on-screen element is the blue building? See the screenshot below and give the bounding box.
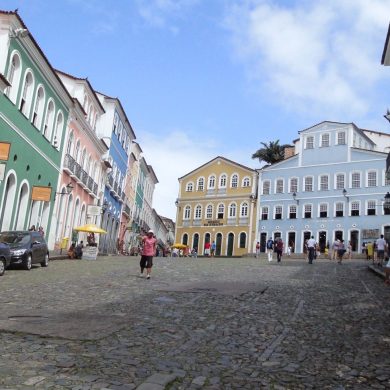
[257,121,390,254]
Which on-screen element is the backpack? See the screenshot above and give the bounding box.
[266,240,273,249]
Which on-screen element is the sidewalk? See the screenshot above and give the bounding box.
[368,263,386,279]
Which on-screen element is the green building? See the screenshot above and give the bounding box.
[0,11,72,245]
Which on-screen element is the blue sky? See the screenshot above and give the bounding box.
[3,0,390,219]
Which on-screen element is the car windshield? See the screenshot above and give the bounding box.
[0,233,30,245]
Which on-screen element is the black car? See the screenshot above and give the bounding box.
[0,242,11,276]
[0,231,49,270]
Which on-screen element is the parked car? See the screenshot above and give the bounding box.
[0,231,49,270]
[0,241,11,276]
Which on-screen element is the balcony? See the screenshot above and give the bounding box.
[107,174,114,189]
[123,204,131,216]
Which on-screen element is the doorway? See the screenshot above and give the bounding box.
[193,233,199,252]
[335,230,343,241]
[216,233,222,256]
[350,230,359,252]
[287,232,296,253]
[303,231,311,253]
[318,231,327,252]
[260,232,267,252]
[227,233,234,256]
[274,232,281,241]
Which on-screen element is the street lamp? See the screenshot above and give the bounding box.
[343,188,349,201]
[54,182,73,200]
[292,192,299,205]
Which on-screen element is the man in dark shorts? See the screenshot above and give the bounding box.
[140,230,157,279]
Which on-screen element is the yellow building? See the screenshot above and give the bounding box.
[175,156,258,256]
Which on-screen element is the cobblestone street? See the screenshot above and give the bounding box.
[0,255,389,389]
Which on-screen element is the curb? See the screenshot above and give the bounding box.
[368,264,385,279]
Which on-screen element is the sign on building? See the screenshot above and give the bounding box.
[362,229,380,239]
[31,186,52,202]
[87,205,102,216]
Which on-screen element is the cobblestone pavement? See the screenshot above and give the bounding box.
[0,255,389,389]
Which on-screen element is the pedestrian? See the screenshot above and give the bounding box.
[332,239,340,260]
[191,247,198,258]
[255,241,260,258]
[347,240,352,260]
[75,241,84,259]
[210,241,216,257]
[376,234,387,267]
[266,237,274,262]
[38,226,44,237]
[140,229,157,279]
[67,243,76,259]
[337,239,346,264]
[366,241,374,263]
[29,225,36,231]
[307,235,316,264]
[204,241,211,257]
[275,238,284,262]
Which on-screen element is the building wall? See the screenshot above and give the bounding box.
[175,157,258,256]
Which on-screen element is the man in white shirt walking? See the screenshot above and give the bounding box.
[376,234,387,267]
[307,236,317,264]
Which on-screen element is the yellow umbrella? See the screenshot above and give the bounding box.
[73,224,107,234]
[172,243,187,249]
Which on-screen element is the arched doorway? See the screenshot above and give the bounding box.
[227,232,234,256]
[40,201,50,232]
[64,194,74,238]
[193,233,199,252]
[204,233,210,255]
[216,233,222,256]
[0,173,17,231]
[350,230,359,252]
[14,182,29,230]
[318,231,327,252]
[335,230,343,241]
[274,232,281,241]
[303,231,311,253]
[260,232,267,252]
[182,233,188,246]
[288,232,296,253]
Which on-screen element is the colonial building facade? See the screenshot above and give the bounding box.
[257,121,390,254]
[175,156,258,256]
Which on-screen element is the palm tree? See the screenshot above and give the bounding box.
[252,140,290,165]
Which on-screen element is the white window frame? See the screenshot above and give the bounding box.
[367,170,377,187]
[274,205,283,219]
[208,175,216,189]
[337,131,346,145]
[184,205,191,220]
[231,174,238,188]
[262,180,270,195]
[318,203,328,218]
[219,174,227,188]
[289,204,297,219]
[335,173,345,190]
[320,133,330,147]
[194,205,202,219]
[186,182,194,192]
[305,136,314,149]
[350,201,360,216]
[6,51,22,104]
[304,176,313,192]
[303,204,312,218]
[240,202,248,217]
[366,200,376,216]
[228,203,236,218]
[217,203,225,219]
[351,172,361,189]
[206,204,213,219]
[261,206,269,220]
[242,176,250,187]
[275,178,284,194]
[197,177,204,191]
[289,177,298,193]
[319,174,329,191]
[335,202,344,217]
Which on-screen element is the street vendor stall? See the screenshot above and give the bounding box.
[73,224,107,260]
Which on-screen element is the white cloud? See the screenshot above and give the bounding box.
[137,128,218,220]
[224,0,390,119]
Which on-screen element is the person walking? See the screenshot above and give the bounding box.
[204,241,211,257]
[366,241,374,263]
[255,241,260,258]
[140,230,157,279]
[210,241,216,257]
[275,238,284,262]
[376,234,387,267]
[266,237,274,262]
[307,235,316,264]
[337,239,346,264]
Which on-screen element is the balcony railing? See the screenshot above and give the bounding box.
[123,204,131,216]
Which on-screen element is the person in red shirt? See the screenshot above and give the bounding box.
[204,241,211,257]
[140,230,157,279]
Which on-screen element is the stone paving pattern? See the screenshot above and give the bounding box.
[0,255,389,389]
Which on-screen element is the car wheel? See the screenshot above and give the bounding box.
[24,254,32,270]
[0,259,5,276]
[41,253,49,267]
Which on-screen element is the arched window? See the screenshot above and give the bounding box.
[231,174,238,188]
[19,71,34,117]
[240,202,248,217]
[262,180,270,195]
[81,148,86,167]
[43,100,55,139]
[206,204,213,219]
[261,206,269,220]
[229,203,236,218]
[197,177,204,191]
[195,205,202,219]
[219,174,227,188]
[74,140,81,161]
[208,175,216,189]
[239,232,246,248]
[184,206,191,220]
[242,177,250,187]
[217,203,224,219]
[53,112,64,147]
[186,182,193,192]
[6,52,22,103]
[66,131,74,155]
[32,86,45,129]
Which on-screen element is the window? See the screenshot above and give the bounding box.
[319,203,328,218]
[350,201,359,216]
[74,140,80,161]
[195,205,202,219]
[219,174,227,188]
[336,174,345,190]
[274,205,282,219]
[184,206,191,220]
[367,200,376,216]
[53,112,63,147]
[276,179,284,193]
[321,133,330,147]
[43,100,55,139]
[304,176,313,192]
[32,86,44,129]
[290,178,298,193]
[6,53,21,103]
[239,232,246,248]
[186,182,193,192]
[351,172,360,188]
[261,206,268,220]
[231,174,238,188]
[305,136,314,149]
[208,175,216,189]
[367,171,377,187]
[242,177,250,187]
[206,205,213,219]
[240,202,248,217]
[66,131,74,155]
[217,204,224,219]
[335,202,344,217]
[113,113,119,134]
[337,131,346,145]
[262,180,270,195]
[304,204,312,218]
[385,171,390,186]
[229,203,236,218]
[197,177,204,191]
[20,72,34,116]
[320,175,329,191]
[289,205,297,219]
